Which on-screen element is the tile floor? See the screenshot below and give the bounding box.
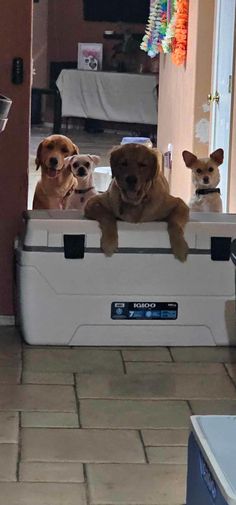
[13,126,236,503]
[1,325,236,504]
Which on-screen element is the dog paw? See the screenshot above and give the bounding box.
[101,235,118,257]
[172,238,189,262]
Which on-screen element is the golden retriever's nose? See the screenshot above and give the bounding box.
[49,157,58,167]
[126,175,137,188]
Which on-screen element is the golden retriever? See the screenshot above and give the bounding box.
[33,134,79,209]
[84,143,189,262]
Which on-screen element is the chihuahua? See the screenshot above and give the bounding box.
[182,148,224,212]
[64,154,100,211]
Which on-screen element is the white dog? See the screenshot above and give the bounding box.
[64,154,100,211]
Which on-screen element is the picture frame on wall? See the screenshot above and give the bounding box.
[77,43,103,71]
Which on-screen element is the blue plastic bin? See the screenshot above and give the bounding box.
[121,137,152,147]
[187,416,236,505]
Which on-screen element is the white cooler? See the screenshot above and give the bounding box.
[187,416,236,505]
[15,211,236,346]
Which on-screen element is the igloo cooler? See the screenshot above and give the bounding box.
[187,415,236,505]
[15,210,236,346]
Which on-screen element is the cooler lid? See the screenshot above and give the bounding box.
[191,415,236,504]
[21,211,236,250]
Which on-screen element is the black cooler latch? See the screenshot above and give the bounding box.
[63,234,85,259]
[211,237,232,261]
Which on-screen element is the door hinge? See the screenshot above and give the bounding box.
[228,75,232,93]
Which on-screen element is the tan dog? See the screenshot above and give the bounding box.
[84,143,189,262]
[182,148,224,212]
[65,154,100,211]
[33,134,79,209]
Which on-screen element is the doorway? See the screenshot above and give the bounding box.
[210,0,236,211]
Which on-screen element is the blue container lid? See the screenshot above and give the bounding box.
[191,415,236,505]
[121,137,152,145]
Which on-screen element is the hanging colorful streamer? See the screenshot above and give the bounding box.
[141,0,189,65]
[171,0,189,65]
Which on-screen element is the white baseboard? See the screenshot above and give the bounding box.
[0,316,15,326]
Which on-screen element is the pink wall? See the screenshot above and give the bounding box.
[157,0,214,203]
[0,1,32,316]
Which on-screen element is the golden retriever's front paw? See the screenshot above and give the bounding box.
[172,238,189,262]
[101,235,118,257]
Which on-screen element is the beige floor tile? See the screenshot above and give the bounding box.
[190,399,236,415]
[122,348,172,362]
[80,399,190,429]
[22,428,145,463]
[141,429,189,446]
[0,368,21,384]
[21,412,79,428]
[0,327,22,351]
[19,461,84,483]
[22,372,74,385]
[0,385,76,412]
[0,444,18,481]
[0,413,19,442]
[0,482,86,505]
[24,348,123,373]
[171,346,236,363]
[76,373,236,399]
[147,446,188,464]
[87,463,186,504]
[0,355,21,369]
[126,362,226,374]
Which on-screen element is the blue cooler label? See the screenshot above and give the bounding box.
[111,302,178,320]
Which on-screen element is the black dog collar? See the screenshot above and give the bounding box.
[195,188,221,196]
[74,186,95,194]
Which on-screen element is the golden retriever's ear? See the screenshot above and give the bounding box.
[210,148,224,165]
[72,143,79,155]
[182,150,197,168]
[110,145,122,178]
[35,141,43,170]
[147,148,159,180]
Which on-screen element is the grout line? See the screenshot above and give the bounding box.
[186,400,194,415]
[223,363,236,390]
[16,412,22,481]
[19,341,24,385]
[167,347,175,362]
[120,350,127,375]
[83,463,91,505]
[74,373,81,428]
[138,429,149,463]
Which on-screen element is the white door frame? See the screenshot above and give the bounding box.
[210,0,236,211]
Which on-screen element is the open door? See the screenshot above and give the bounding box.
[209,0,236,211]
[0,1,32,320]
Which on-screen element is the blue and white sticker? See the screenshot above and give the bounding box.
[111,302,178,320]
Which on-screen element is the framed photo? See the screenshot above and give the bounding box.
[77,43,103,71]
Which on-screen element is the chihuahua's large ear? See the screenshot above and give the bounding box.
[64,155,75,171]
[182,150,198,168]
[72,143,79,155]
[35,141,44,170]
[88,154,101,166]
[210,148,224,165]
